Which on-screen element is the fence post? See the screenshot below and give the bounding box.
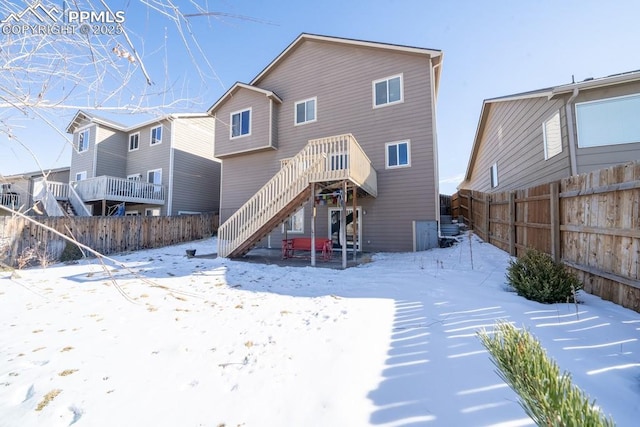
[484,194,490,243]
[550,182,560,263]
[468,192,473,230]
[509,191,516,256]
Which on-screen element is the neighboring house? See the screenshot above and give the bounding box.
[0,167,70,216]
[63,111,220,216]
[209,33,443,257]
[459,70,640,192]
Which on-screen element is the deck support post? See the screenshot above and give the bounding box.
[341,180,347,269]
[310,182,317,267]
[352,185,357,262]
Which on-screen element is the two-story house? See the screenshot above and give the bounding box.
[62,110,220,216]
[459,70,640,192]
[209,33,443,258]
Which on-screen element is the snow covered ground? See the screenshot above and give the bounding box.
[1,235,639,426]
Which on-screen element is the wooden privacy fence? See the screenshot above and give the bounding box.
[0,213,218,266]
[455,161,640,313]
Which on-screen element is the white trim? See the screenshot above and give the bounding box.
[145,208,161,217]
[178,210,201,215]
[490,162,499,188]
[282,207,305,234]
[128,132,140,151]
[150,125,163,146]
[385,140,411,169]
[373,73,404,108]
[294,97,317,126]
[542,111,562,160]
[575,92,640,148]
[77,128,90,153]
[328,206,362,251]
[168,121,175,215]
[147,168,162,185]
[230,107,252,139]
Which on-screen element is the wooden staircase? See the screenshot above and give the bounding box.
[217,133,378,258]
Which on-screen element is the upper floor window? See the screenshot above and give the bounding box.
[490,162,499,188]
[295,98,316,125]
[543,111,562,159]
[150,126,162,146]
[576,93,640,148]
[75,171,87,181]
[231,108,251,138]
[78,129,89,153]
[385,140,411,169]
[373,74,403,108]
[129,132,140,151]
[147,168,162,185]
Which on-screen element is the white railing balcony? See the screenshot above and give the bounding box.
[72,176,166,205]
[0,193,20,210]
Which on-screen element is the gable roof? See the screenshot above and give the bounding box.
[207,83,283,115]
[461,69,640,185]
[66,110,211,134]
[207,33,443,115]
[251,33,443,87]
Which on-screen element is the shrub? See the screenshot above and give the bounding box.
[478,322,615,427]
[59,241,84,263]
[506,249,582,304]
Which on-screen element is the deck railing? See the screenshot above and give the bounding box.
[72,176,165,204]
[218,133,377,257]
[0,193,20,210]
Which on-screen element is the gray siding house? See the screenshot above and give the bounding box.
[0,167,70,216]
[209,34,443,257]
[63,111,220,216]
[459,70,640,192]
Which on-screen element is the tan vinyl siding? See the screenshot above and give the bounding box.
[70,124,97,180]
[170,117,221,214]
[463,96,571,192]
[125,121,171,183]
[214,90,273,157]
[95,127,127,177]
[572,81,640,173]
[219,39,438,252]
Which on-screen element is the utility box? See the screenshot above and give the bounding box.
[413,220,438,251]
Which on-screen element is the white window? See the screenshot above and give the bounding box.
[129,132,140,151]
[125,211,139,216]
[127,173,142,181]
[145,208,161,216]
[373,74,403,107]
[150,126,162,145]
[178,211,201,215]
[147,168,162,185]
[75,171,87,181]
[543,111,562,159]
[231,108,251,138]
[385,140,411,168]
[576,93,640,148]
[78,129,89,153]
[295,97,317,125]
[282,207,304,234]
[490,162,499,188]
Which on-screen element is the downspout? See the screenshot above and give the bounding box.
[565,88,579,176]
[167,120,175,215]
[431,58,442,239]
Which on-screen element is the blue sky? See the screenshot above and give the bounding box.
[1,0,639,195]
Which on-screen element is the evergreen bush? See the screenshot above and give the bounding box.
[506,249,582,304]
[478,322,615,427]
[59,241,84,263]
